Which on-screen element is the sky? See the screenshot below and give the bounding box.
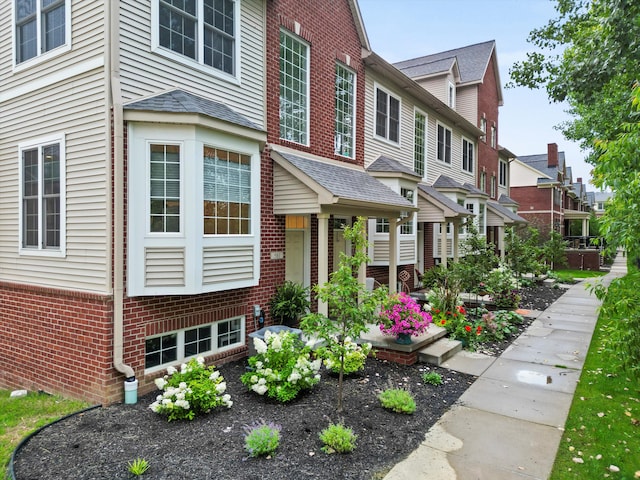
[358,0,594,186]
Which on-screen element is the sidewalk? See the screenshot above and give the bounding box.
[384,254,628,480]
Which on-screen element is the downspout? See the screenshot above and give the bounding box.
[107,0,134,381]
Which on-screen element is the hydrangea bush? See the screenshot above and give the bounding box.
[379,292,432,337]
[240,330,321,402]
[149,357,232,421]
[317,337,372,375]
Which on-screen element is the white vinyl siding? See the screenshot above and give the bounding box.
[0,61,110,292]
[119,0,265,128]
[363,72,475,186]
[128,123,261,296]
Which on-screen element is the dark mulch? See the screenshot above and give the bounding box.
[12,283,568,480]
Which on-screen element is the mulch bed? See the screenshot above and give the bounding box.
[12,283,569,480]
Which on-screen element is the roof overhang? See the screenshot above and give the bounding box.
[271,147,417,218]
[486,201,527,226]
[416,184,472,223]
[563,209,590,220]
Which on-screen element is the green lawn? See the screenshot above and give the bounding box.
[553,269,607,283]
[0,391,89,480]
[550,275,640,479]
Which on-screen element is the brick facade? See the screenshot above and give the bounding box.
[476,50,500,199]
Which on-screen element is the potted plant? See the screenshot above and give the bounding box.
[379,292,432,344]
[269,280,310,326]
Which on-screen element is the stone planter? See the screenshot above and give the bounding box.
[248,325,302,357]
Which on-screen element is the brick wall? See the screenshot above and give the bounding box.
[476,50,500,199]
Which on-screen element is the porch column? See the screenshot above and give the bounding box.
[452,221,459,262]
[317,213,330,316]
[582,218,588,237]
[498,226,505,261]
[440,221,447,268]
[389,217,398,293]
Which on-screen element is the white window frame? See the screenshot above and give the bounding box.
[490,124,497,148]
[462,137,474,173]
[148,142,184,235]
[374,84,401,145]
[448,81,456,109]
[334,62,356,158]
[436,122,452,164]
[480,116,486,143]
[151,0,241,81]
[128,123,261,296]
[480,171,487,193]
[279,28,310,146]
[413,109,427,178]
[490,175,496,198]
[499,159,508,187]
[18,133,66,257]
[12,0,71,72]
[144,316,246,373]
[400,187,414,235]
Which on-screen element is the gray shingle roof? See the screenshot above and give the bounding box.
[418,184,470,216]
[462,182,488,197]
[367,156,422,178]
[517,151,566,180]
[498,194,519,206]
[433,174,465,189]
[124,89,262,131]
[394,40,495,84]
[487,201,527,224]
[395,57,457,79]
[276,152,413,209]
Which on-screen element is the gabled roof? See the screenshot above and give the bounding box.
[487,201,527,225]
[367,155,422,179]
[517,151,566,183]
[433,174,465,189]
[124,89,262,131]
[498,194,519,207]
[417,184,471,217]
[394,57,459,81]
[271,149,415,214]
[462,182,488,198]
[394,40,503,105]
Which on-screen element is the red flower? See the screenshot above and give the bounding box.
[439,319,447,326]
[434,309,441,314]
[476,326,483,335]
[457,306,466,314]
[464,325,472,332]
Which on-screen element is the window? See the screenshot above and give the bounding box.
[448,82,456,109]
[375,87,400,143]
[15,0,68,65]
[478,204,485,234]
[157,0,237,75]
[376,218,389,233]
[490,125,497,148]
[280,30,309,145]
[414,111,426,177]
[150,144,181,233]
[499,159,508,187]
[437,123,452,164]
[19,135,65,254]
[335,64,355,157]
[480,116,486,142]
[490,175,496,198]
[145,317,245,370]
[203,147,251,235]
[400,188,414,235]
[597,202,604,210]
[462,138,474,173]
[480,171,487,193]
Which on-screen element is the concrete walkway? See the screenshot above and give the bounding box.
[384,254,627,480]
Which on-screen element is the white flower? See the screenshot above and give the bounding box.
[154,378,167,390]
[251,384,268,395]
[250,375,258,383]
[166,366,177,375]
[209,370,220,381]
[258,378,266,385]
[254,338,268,355]
[222,394,231,404]
[196,356,205,365]
[179,381,188,389]
[215,382,227,394]
[226,400,233,408]
[149,401,160,412]
[180,363,188,373]
[270,336,282,352]
[255,361,263,369]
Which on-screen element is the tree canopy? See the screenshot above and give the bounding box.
[509,0,640,258]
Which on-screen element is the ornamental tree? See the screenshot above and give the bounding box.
[300,217,388,413]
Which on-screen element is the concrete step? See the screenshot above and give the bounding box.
[418,337,463,366]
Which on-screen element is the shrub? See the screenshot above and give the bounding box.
[379,292,432,337]
[422,371,443,386]
[319,423,357,454]
[317,338,372,375]
[479,310,522,341]
[378,388,416,414]
[487,264,521,309]
[241,330,321,402]
[269,281,310,326]
[149,357,232,421]
[243,420,281,458]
